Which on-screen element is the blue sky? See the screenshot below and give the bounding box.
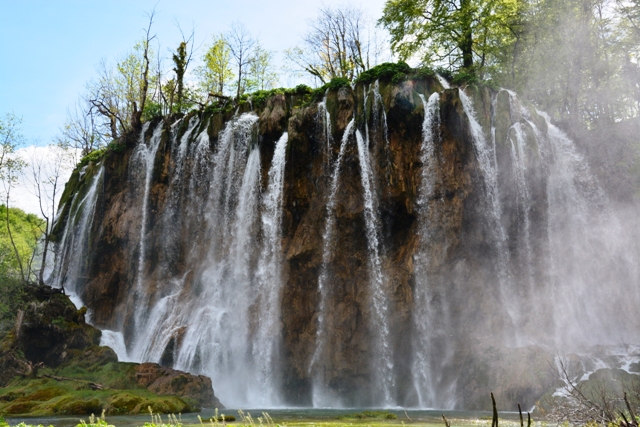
[0,0,389,145]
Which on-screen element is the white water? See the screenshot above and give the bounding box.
[458,88,515,336]
[254,132,289,403]
[412,92,457,408]
[355,129,394,404]
[311,119,355,407]
[317,94,333,169]
[133,123,164,301]
[50,166,104,295]
[100,330,134,362]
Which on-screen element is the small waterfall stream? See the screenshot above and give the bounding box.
[50,166,104,302]
[412,92,453,408]
[311,118,355,406]
[458,89,515,336]
[355,128,394,404]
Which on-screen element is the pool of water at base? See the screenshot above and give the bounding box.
[6,408,527,427]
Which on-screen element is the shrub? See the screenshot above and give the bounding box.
[356,62,412,85]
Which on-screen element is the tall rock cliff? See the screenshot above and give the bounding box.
[49,73,640,410]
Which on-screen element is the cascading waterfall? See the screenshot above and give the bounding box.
[50,165,104,306]
[355,129,394,404]
[541,115,640,346]
[458,89,516,335]
[411,92,458,408]
[508,122,535,290]
[76,113,289,407]
[51,78,640,410]
[317,95,333,169]
[311,118,355,407]
[254,132,289,402]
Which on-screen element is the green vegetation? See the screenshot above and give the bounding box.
[0,205,44,289]
[339,411,398,420]
[356,62,412,85]
[0,285,202,417]
[0,376,195,416]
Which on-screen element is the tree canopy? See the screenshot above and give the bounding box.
[379,0,523,73]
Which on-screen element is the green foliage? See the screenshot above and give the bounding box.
[78,147,108,168]
[356,62,412,85]
[452,69,479,86]
[325,77,351,91]
[77,411,114,427]
[172,42,188,109]
[198,35,235,97]
[246,44,278,92]
[339,411,398,420]
[0,205,44,280]
[293,84,313,95]
[380,0,523,73]
[142,100,163,122]
[0,373,196,416]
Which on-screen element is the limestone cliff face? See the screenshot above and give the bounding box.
[49,75,639,410]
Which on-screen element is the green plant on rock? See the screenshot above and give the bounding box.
[356,62,412,85]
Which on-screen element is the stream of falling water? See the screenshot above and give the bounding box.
[355,128,394,405]
[254,132,289,402]
[50,166,104,303]
[412,92,457,408]
[311,119,355,407]
[458,89,515,337]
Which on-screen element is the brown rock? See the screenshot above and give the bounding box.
[134,363,222,408]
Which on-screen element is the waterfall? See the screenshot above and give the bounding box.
[50,165,104,306]
[317,94,333,168]
[412,92,457,408]
[355,129,394,405]
[254,132,289,404]
[311,118,355,407]
[541,115,639,347]
[132,123,164,302]
[87,113,288,408]
[508,122,535,291]
[51,80,640,410]
[458,89,515,335]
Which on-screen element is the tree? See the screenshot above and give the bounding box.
[379,0,522,73]
[0,114,28,281]
[226,21,257,99]
[246,44,278,91]
[61,99,105,156]
[286,5,380,83]
[173,41,188,109]
[23,144,76,286]
[197,34,235,97]
[88,11,157,138]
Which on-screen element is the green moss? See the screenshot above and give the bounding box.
[339,411,398,420]
[77,148,107,169]
[356,62,412,85]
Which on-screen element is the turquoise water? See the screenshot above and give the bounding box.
[6,408,524,427]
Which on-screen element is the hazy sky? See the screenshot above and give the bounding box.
[0,0,389,144]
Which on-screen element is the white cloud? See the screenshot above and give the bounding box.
[6,145,80,217]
